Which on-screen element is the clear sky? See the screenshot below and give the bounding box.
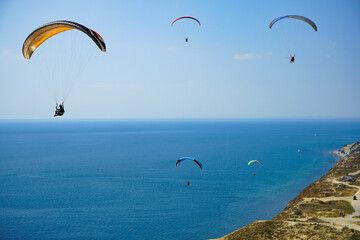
[0,0,359,119]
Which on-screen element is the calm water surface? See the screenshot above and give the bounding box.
[0,120,359,239]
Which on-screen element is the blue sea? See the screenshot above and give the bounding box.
[1,119,359,240]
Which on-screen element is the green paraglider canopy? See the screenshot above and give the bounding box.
[248,160,263,166]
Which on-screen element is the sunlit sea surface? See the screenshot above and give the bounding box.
[1,119,359,239]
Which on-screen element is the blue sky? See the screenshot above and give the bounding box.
[0,0,359,119]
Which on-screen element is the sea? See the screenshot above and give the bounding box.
[0,119,359,240]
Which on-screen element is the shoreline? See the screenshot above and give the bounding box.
[332,141,360,159]
[212,141,360,240]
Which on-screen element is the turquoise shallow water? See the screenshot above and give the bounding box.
[0,119,359,239]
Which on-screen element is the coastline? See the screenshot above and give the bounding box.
[212,141,360,240]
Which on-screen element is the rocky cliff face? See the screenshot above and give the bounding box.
[333,141,360,158]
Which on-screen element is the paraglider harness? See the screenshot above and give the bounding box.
[54,102,65,117]
[290,55,295,63]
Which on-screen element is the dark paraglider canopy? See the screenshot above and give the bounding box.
[176,157,203,169]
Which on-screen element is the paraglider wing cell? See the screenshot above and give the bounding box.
[22,20,106,59]
[269,15,317,31]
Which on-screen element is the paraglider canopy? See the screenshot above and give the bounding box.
[176,157,203,169]
[269,15,317,31]
[171,16,201,27]
[22,20,106,59]
[248,160,263,166]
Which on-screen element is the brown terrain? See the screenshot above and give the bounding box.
[212,141,360,240]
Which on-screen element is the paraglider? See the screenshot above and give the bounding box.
[269,15,317,63]
[22,20,106,116]
[54,102,65,117]
[290,55,295,63]
[171,16,200,42]
[248,160,263,176]
[176,157,202,185]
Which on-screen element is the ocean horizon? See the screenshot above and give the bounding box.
[1,119,359,239]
